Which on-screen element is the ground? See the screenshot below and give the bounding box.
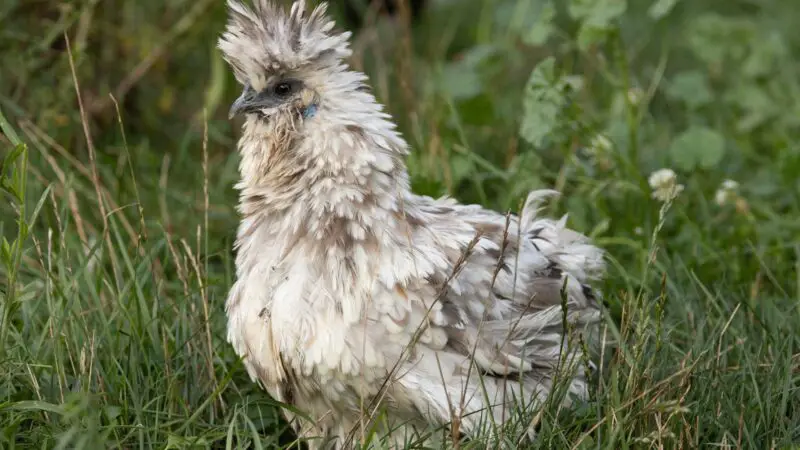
[1,0,798,448]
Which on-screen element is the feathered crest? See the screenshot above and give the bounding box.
[218,0,351,85]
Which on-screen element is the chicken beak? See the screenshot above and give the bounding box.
[228,84,257,119]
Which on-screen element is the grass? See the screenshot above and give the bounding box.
[1,0,799,448]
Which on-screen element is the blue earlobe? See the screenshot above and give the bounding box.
[303,104,318,119]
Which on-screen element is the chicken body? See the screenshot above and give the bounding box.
[226,148,603,448]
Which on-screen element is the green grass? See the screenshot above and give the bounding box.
[1,0,799,448]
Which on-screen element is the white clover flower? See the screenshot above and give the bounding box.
[714,179,740,206]
[627,87,644,107]
[648,168,684,202]
[589,134,613,154]
[721,179,739,190]
[582,134,615,170]
[714,190,728,206]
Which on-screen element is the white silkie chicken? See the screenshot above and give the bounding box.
[219,1,604,448]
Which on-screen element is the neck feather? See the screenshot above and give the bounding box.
[235,84,411,243]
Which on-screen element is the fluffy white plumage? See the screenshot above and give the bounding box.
[219,1,605,448]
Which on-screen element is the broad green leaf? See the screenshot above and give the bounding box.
[439,66,483,100]
[576,23,611,50]
[725,83,775,132]
[742,32,788,79]
[687,14,755,66]
[519,58,582,148]
[457,44,497,67]
[648,0,679,20]
[669,126,725,170]
[495,0,555,45]
[524,1,556,46]
[437,45,497,100]
[520,58,560,148]
[666,71,713,109]
[568,0,626,49]
[568,0,626,24]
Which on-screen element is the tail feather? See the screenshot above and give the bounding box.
[398,343,587,441]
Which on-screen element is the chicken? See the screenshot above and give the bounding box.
[219,1,604,448]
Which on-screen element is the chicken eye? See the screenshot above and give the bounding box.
[273,82,293,97]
